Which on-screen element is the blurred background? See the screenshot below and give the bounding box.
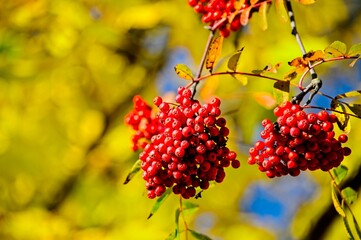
[0,0,361,239]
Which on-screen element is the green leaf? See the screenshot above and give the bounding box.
[324,41,347,58]
[206,36,223,73]
[147,188,172,219]
[189,229,213,240]
[175,208,181,239]
[227,47,244,72]
[331,181,346,218]
[123,160,141,184]
[342,213,356,240]
[273,80,290,104]
[332,165,348,185]
[341,187,358,205]
[174,64,194,81]
[348,43,361,57]
[182,201,199,215]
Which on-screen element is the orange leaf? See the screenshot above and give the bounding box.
[205,36,223,73]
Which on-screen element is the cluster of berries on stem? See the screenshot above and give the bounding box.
[187,0,270,37]
[128,87,240,199]
[248,101,351,178]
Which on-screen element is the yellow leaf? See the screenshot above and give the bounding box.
[331,181,346,217]
[273,81,290,104]
[258,2,268,31]
[174,64,194,80]
[206,36,223,73]
[240,7,252,26]
[276,0,288,22]
[296,0,317,5]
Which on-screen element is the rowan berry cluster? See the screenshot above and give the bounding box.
[139,87,240,199]
[187,0,269,37]
[248,101,351,178]
[125,95,164,151]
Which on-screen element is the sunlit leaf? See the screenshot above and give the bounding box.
[332,165,348,185]
[273,80,290,104]
[174,64,194,80]
[335,90,361,100]
[330,100,351,133]
[206,36,223,73]
[342,213,356,240]
[331,181,346,217]
[189,229,213,240]
[147,188,172,219]
[324,41,347,58]
[227,47,244,72]
[230,73,248,85]
[258,2,268,30]
[341,187,358,205]
[263,62,281,73]
[304,50,324,62]
[275,0,288,22]
[348,43,361,57]
[295,0,317,4]
[240,6,252,26]
[352,214,361,239]
[123,160,141,184]
[346,103,361,118]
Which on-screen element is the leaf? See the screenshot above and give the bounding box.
[348,43,361,57]
[240,6,252,26]
[174,64,194,81]
[258,2,268,30]
[206,36,223,73]
[189,229,213,240]
[182,201,199,215]
[284,70,298,81]
[346,103,361,118]
[332,165,348,185]
[275,0,288,22]
[230,73,248,85]
[335,90,361,100]
[330,100,351,133]
[342,187,358,205]
[227,47,244,72]
[303,50,324,62]
[147,188,172,219]
[324,41,347,58]
[123,160,141,184]
[165,230,178,240]
[342,213,356,240]
[352,214,361,239]
[296,0,317,4]
[273,80,290,104]
[331,181,346,217]
[175,208,181,238]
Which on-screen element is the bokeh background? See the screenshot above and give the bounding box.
[0,0,361,239]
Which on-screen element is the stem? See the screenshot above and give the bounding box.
[179,196,189,240]
[195,71,284,83]
[192,31,215,98]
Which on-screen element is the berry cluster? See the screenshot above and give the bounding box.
[187,0,269,37]
[125,95,164,151]
[140,87,240,199]
[248,101,351,178]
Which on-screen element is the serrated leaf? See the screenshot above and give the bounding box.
[230,73,248,85]
[276,0,288,22]
[227,47,244,72]
[273,81,290,104]
[331,181,346,217]
[348,43,361,57]
[147,188,172,219]
[332,165,348,185]
[331,100,351,133]
[342,187,358,205]
[174,64,194,81]
[240,6,252,26]
[342,213,356,240]
[325,41,347,58]
[206,36,223,73]
[189,229,213,240]
[123,160,141,184]
[258,2,268,30]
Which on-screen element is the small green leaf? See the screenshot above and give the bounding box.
[348,43,361,57]
[206,36,223,73]
[324,41,347,58]
[189,229,213,240]
[332,165,348,184]
[341,187,358,205]
[174,64,194,81]
[273,80,290,104]
[123,160,141,184]
[331,181,346,217]
[147,188,172,219]
[227,47,244,72]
